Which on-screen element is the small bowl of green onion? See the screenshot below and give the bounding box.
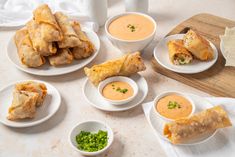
[69,120,114,156]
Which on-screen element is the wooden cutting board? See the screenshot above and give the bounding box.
[152,13,235,98]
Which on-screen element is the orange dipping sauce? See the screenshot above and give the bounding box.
[156,94,192,120]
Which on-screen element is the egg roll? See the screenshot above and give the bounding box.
[48,48,74,66]
[164,106,232,144]
[26,20,57,56]
[15,81,47,107]
[183,30,214,61]
[7,90,39,120]
[54,12,81,48]
[33,4,63,42]
[84,52,146,86]
[167,40,193,65]
[70,21,95,59]
[14,28,45,67]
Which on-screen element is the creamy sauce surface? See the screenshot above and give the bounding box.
[102,81,134,100]
[156,94,192,120]
[108,14,155,40]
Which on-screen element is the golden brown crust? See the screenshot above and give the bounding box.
[183,30,214,61]
[164,106,232,144]
[70,21,95,59]
[48,48,74,66]
[15,81,47,107]
[7,90,39,120]
[84,52,146,86]
[55,12,81,48]
[167,39,193,65]
[33,4,63,42]
[14,28,45,67]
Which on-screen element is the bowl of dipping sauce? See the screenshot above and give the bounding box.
[69,120,114,156]
[98,76,138,105]
[105,12,156,53]
[154,92,195,121]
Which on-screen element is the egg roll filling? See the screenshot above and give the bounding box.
[173,53,192,65]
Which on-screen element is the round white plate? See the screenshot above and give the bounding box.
[153,34,218,74]
[0,80,61,127]
[7,28,100,76]
[83,74,148,111]
[148,94,217,145]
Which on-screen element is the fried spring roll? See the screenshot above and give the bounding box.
[84,52,146,86]
[48,48,74,66]
[164,106,232,144]
[167,40,193,65]
[7,90,39,120]
[14,28,45,67]
[54,12,81,48]
[15,81,47,107]
[70,21,95,59]
[183,30,214,61]
[26,20,57,56]
[33,4,63,42]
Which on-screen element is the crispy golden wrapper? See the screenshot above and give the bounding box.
[33,4,63,42]
[183,29,214,61]
[55,12,81,48]
[164,106,232,144]
[70,21,95,59]
[14,28,45,67]
[48,48,74,66]
[7,90,39,120]
[26,19,57,56]
[84,52,146,86]
[167,39,193,65]
[15,81,47,107]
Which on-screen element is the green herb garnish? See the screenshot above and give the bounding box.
[76,130,108,152]
[127,24,136,32]
[115,87,128,94]
[167,101,181,109]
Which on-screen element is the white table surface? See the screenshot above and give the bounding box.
[0,0,235,157]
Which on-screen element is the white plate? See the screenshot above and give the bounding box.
[83,74,148,111]
[7,28,100,76]
[153,34,218,74]
[0,80,61,127]
[148,94,217,145]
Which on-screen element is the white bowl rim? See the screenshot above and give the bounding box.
[153,91,196,122]
[105,12,157,43]
[69,120,114,155]
[98,76,139,104]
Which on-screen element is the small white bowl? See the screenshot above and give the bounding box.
[105,12,157,53]
[98,76,139,105]
[69,120,114,156]
[153,91,195,122]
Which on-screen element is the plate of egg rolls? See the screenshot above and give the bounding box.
[83,52,148,111]
[154,29,218,74]
[148,94,232,145]
[7,4,100,76]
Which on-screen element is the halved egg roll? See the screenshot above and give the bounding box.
[84,52,146,86]
[26,20,57,56]
[70,21,95,59]
[183,29,214,61]
[48,48,73,66]
[7,90,39,120]
[54,12,81,48]
[15,81,47,107]
[33,4,63,42]
[164,106,232,144]
[167,39,193,65]
[14,28,45,67]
